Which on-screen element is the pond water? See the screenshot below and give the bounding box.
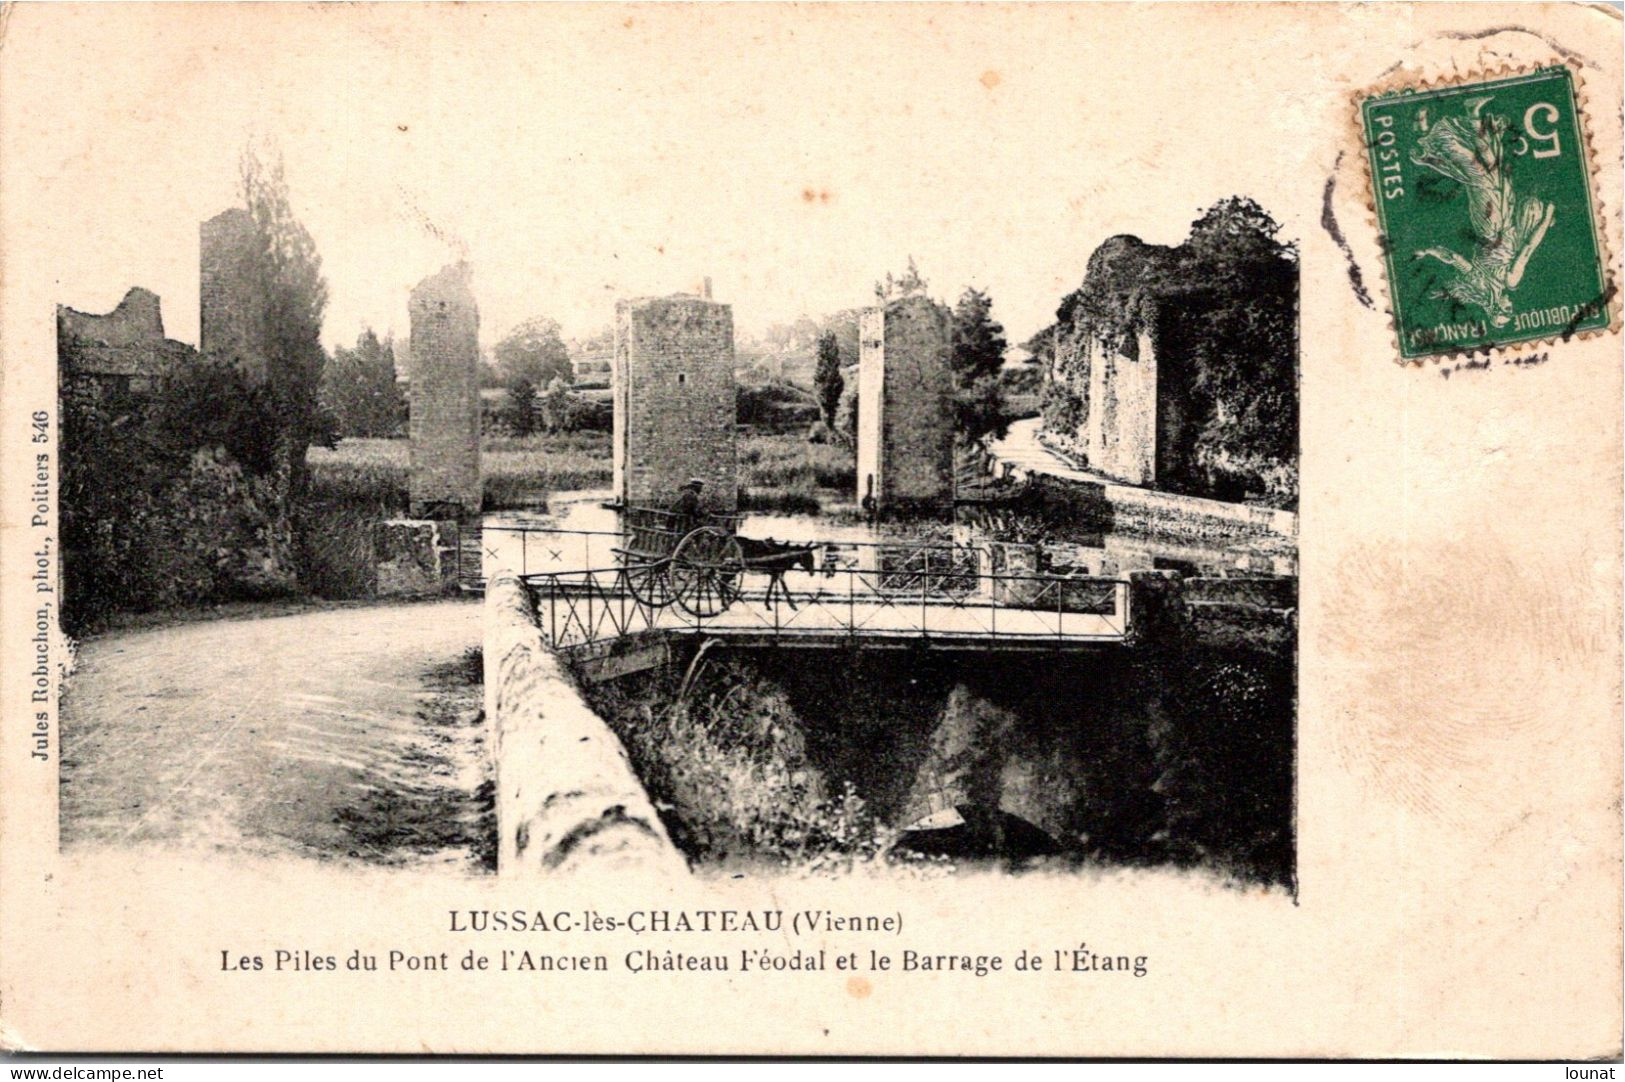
[483,490,1296,580]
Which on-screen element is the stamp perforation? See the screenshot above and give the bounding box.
[1352,55,1619,366]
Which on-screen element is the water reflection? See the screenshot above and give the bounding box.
[483,489,1297,580]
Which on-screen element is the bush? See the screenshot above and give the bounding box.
[148,358,282,476]
[61,424,287,629]
[487,380,610,437]
[588,662,893,865]
[1040,380,1084,439]
[503,378,539,437]
[737,381,819,431]
[541,381,611,433]
[834,383,859,446]
[950,287,1010,444]
[1145,646,1295,884]
[1000,363,1043,396]
[59,363,298,631]
[322,330,406,438]
[811,453,855,490]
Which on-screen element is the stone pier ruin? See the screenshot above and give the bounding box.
[1068,298,1198,490]
[613,294,737,512]
[199,208,266,381]
[856,294,955,512]
[408,263,482,518]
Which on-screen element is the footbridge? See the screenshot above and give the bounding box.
[481,525,1135,680]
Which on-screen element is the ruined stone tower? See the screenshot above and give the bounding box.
[408,263,482,517]
[199,208,265,382]
[613,294,737,512]
[856,294,955,511]
[1083,328,1160,487]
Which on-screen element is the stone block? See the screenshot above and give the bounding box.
[374,519,443,597]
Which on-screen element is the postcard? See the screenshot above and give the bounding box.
[1,2,1618,1058]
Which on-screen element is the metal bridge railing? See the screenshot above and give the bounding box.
[524,565,1131,651]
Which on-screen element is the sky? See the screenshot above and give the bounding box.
[5,4,1319,353]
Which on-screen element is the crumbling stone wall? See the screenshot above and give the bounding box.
[856,294,954,510]
[199,208,265,382]
[57,287,195,392]
[408,264,482,518]
[373,520,448,596]
[613,295,737,511]
[1083,330,1159,486]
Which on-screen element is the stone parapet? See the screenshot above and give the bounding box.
[484,572,686,877]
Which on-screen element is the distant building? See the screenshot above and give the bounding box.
[56,287,195,394]
[613,293,737,511]
[572,349,613,386]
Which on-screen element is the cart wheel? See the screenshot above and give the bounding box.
[623,558,674,609]
[670,527,744,618]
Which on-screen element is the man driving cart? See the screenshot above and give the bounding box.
[669,477,705,532]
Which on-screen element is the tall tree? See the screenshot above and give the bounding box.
[240,142,331,501]
[322,329,406,438]
[874,256,928,303]
[494,316,572,388]
[504,377,539,437]
[1179,197,1299,474]
[813,331,844,430]
[950,287,1010,444]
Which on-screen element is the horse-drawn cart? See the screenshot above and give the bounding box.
[613,506,819,618]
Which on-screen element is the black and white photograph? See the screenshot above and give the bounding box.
[56,182,1299,885]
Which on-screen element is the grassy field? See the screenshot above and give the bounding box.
[307,430,614,509]
[300,431,613,597]
[307,430,856,512]
[299,431,857,597]
[738,433,855,514]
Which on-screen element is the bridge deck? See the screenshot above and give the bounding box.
[528,569,1131,652]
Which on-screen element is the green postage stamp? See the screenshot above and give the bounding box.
[1360,65,1612,361]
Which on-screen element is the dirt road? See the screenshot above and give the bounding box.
[59,599,491,872]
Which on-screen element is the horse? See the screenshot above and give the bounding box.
[737,537,819,609]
